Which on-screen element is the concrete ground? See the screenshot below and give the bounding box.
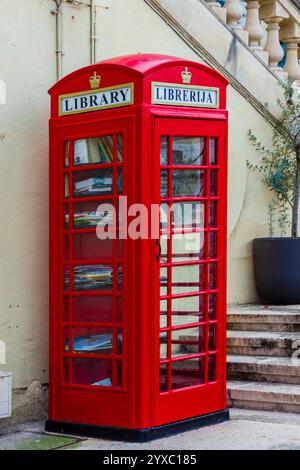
[1,409,300,450]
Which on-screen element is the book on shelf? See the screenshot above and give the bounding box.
[74,136,114,166]
[65,210,113,228]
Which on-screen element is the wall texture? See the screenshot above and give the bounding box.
[0,0,279,419]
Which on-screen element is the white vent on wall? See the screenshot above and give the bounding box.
[0,371,12,418]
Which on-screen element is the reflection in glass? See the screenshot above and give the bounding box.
[209,232,217,259]
[173,170,205,197]
[172,202,205,229]
[208,294,217,320]
[160,331,168,359]
[160,136,169,165]
[171,296,205,326]
[161,171,168,198]
[160,363,168,392]
[171,326,205,357]
[160,268,168,296]
[173,137,205,165]
[209,263,217,290]
[209,138,217,165]
[72,358,113,386]
[209,201,217,228]
[209,324,216,351]
[172,357,205,390]
[172,232,205,262]
[160,300,168,328]
[72,296,113,323]
[171,264,205,295]
[73,233,114,260]
[210,170,218,196]
[208,355,216,382]
[117,134,123,162]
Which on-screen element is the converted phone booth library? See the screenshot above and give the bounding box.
[46,54,229,441]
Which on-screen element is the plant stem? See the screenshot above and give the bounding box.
[291,148,300,238]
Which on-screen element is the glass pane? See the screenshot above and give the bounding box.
[117,134,123,163]
[117,329,123,355]
[172,232,205,262]
[173,137,205,165]
[68,200,114,229]
[160,136,169,165]
[74,136,113,166]
[118,266,123,290]
[63,297,69,322]
[72,358,112,386]
[171,295,205,326]
[160,268,168,296]
[116,361,123,387]
[73,233,114,261]
[209,324,216,351]
[208,355,216,382]
[209,232,217,259]
[64,235,69,260]
[72,296,113,323]
[73,169,113,197]
[209,201,217,228]
[63,358,69,384]
[208,294,217,320]
[160,300,168,328]
[118,168,123,194]
[64,174,69,198]
[160,331,168,359]
[210,170,218,196]
[172,264,205,295]
[63,327,69,353]
[172,357,205,390]
[73,264,113,291]
[160,234,168,263]
[160,363,169,392]
[64,141,70,168]
[160,203,171,230]
[210,138,217,165]
[171,326,205,357]
[161,171,168,198]
[64,266,70,291]
[172,202,205,229]
[117,297,123,323]
[173,170,205,197]
[208,262,217,290]
[72,327,113,355]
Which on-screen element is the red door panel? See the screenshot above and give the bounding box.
[153,117,227,426]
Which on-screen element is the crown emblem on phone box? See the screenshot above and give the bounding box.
[181,67,192,84]
[89,71,101,89]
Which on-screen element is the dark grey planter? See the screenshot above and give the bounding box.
[253,237,300,304]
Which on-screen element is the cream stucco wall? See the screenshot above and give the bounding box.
[0,0,280,418]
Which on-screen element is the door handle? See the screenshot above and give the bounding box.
[156,239,162,262]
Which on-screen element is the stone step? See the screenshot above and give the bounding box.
[227,381,300,413]
[227,305,300,332]
[227,330,300,357]
[227,355,300,384]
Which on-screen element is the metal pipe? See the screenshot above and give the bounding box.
[52,0,63,80]
[90,0,97,64]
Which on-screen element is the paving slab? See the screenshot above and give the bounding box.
[61,418,300,450]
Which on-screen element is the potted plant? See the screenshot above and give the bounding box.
[248,84,300,304]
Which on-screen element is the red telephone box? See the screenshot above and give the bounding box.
[46,54,229,441]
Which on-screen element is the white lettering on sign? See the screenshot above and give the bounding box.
[59,83,134,116]
[152,82,219,108]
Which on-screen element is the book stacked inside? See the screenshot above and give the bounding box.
[65,210,113,228]
[64,265,123,291]
[74,176,113,196]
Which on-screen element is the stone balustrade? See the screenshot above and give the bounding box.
[205,0,300,83]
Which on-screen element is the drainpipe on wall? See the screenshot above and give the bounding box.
[52,0,64,80]
[90,0,97,64]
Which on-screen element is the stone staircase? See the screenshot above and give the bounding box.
[227,305,300,412]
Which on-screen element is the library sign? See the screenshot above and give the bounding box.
[59,83,134,116]
[152,82,219,109]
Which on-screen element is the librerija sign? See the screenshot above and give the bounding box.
[152,82,219,108]
[59,83,134,116]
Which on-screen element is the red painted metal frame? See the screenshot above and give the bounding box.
[48,54,228,430]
